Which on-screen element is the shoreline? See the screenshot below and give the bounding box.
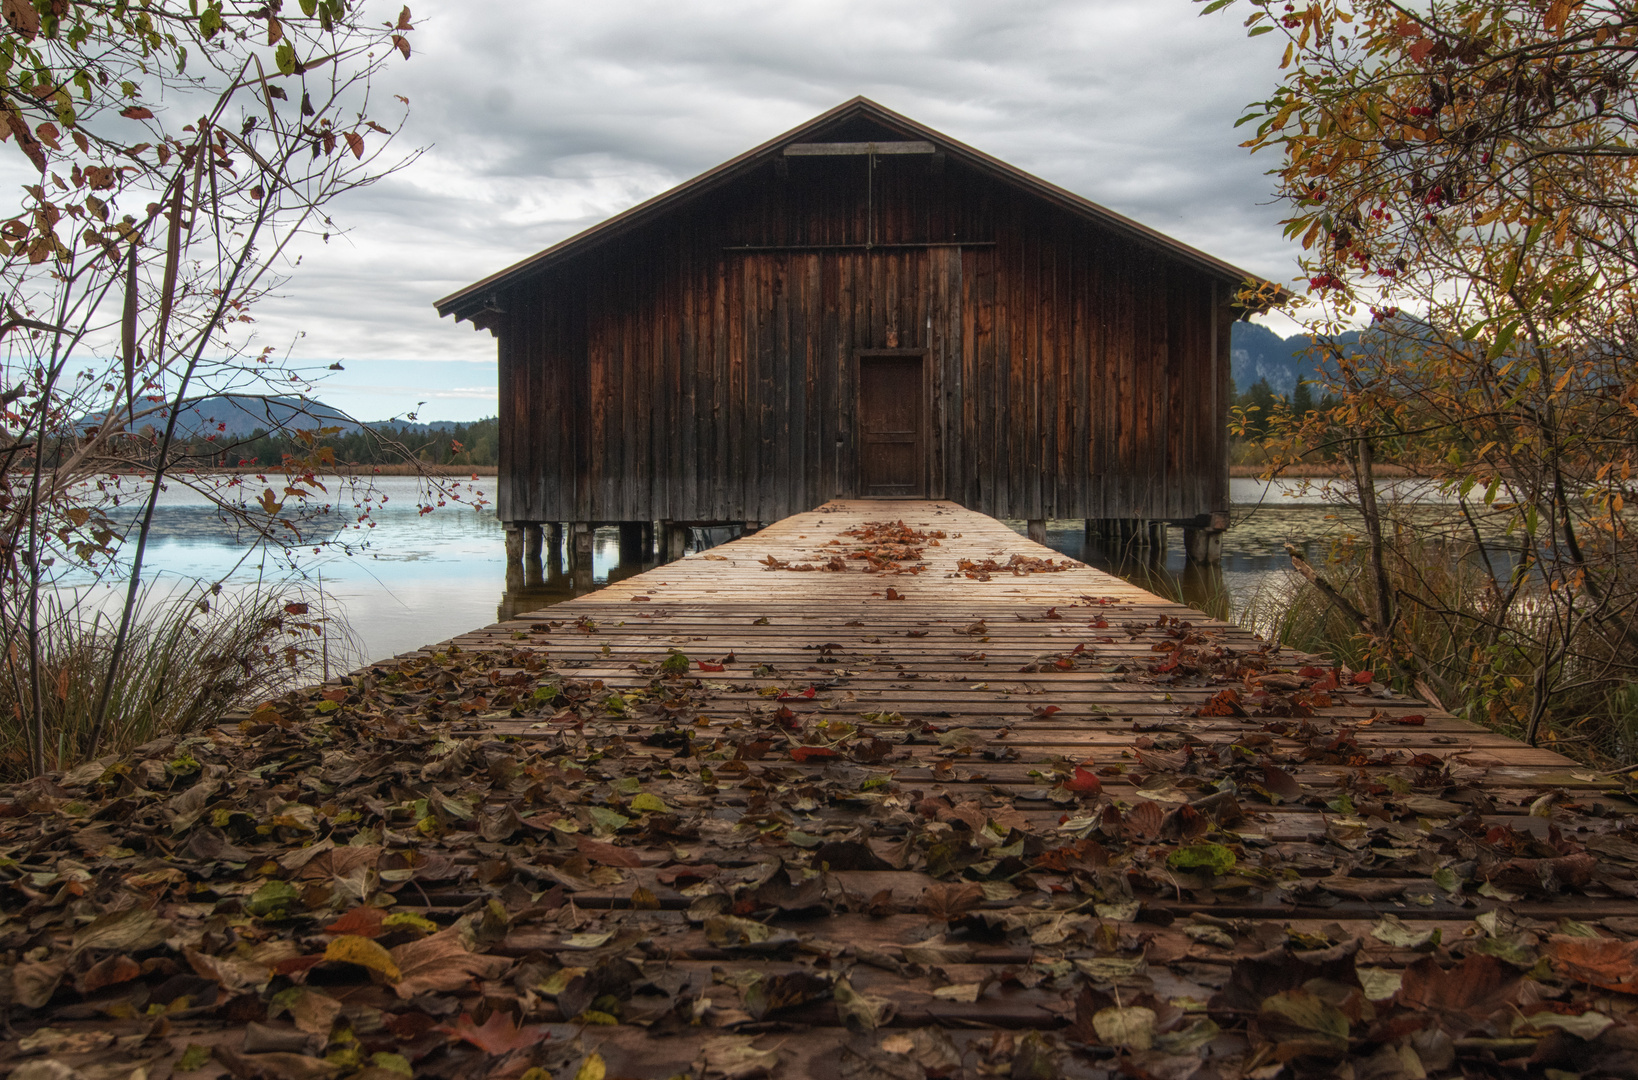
[1230,463,1412,478]
[109,463,499,478]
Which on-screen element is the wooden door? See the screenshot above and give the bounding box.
[858,353,926,497]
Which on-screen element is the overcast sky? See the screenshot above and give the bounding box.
[241,0,1300,421]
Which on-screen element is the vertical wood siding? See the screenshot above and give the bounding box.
[495,154,1231,524]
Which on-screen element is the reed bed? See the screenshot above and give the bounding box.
[1241,534,1638,766]
[0,582,360,781]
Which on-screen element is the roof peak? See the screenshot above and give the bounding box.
[436,99,1264,321]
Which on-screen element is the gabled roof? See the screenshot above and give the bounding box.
[436,97,1269,323]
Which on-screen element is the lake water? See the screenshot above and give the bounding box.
[57,474,1387,665]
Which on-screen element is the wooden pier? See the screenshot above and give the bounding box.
[436,500,1638,1077]
[6,500,1636,1080]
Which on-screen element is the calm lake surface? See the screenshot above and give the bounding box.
[75,475,1372,665]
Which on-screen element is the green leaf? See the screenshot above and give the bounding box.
[246,878,300,918]
[1155,1018,1220,1055]
[1248,24,1275,36]
[1357,967,1402,1002]
[1371,913,1440,950]
[588,807,630,834]
[1166,842,1237,876]
[1432,867,1461,893]
[299,0,318,14]
[1200,0,1235,13]
[199,2,223,38]
[176,1044,212,1072]
[369,1053,413,1077]
[275,42,297,75]
[629,792,669,814]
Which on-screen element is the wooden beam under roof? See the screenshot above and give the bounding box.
[781,140,936,155]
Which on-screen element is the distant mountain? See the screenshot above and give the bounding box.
[1229,322,1360,396]
[86,394,488,437]
[174,394,358,436]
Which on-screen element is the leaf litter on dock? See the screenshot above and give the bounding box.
[1,614,1637,1079]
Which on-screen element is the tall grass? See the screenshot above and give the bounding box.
[0,582,358,781]
[1242,534,1638,766]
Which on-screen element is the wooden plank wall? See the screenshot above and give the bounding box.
[495,154,1229,526]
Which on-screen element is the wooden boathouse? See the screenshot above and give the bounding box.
[436,98,1263,570]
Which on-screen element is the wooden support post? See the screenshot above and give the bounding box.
[569,523,595,587]
[523,523,545,588]
[1147,521,1168,553]
[618,522,646,565]
[662,522,690,563]
[743,521,761,535]
[1026,519,1047,544]
[503,525,524,591]
[642,521,655,558]
[570,522,595,559]
[546,524,564,575]
[1183,527,1224,565]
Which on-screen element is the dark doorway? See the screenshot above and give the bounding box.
[857,352,926,497]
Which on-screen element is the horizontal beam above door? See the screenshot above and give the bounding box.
[782,141,937,155]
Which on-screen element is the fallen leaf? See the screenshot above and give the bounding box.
[1258,989,1350,1057]
[390,929,510,998]
[696,1035,779,1078]
[323,935,401,982]
[919,882,984,921]
[1167,842,1236,876]
[286,987,343,1036]
[76,953,141,994]
[323,906,386,938]
[1067,766,1101,794]
[1397,954,1523,1034]
[577,836,643,868]
[1371,913,1440,950]
[1094,1005,1156,1050]
[744,970,831,1018]
[834,977,896,1031]
[1260,763,1302,801]
[442,1010,551,1053]
[71,904,169,955]
[1124,800,1163,840]
[1546,935,1638,995]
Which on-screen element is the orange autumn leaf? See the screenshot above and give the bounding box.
[1548,935,1638,995]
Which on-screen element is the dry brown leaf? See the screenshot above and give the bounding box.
[919,882,984,921]
[389,928,511,999]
